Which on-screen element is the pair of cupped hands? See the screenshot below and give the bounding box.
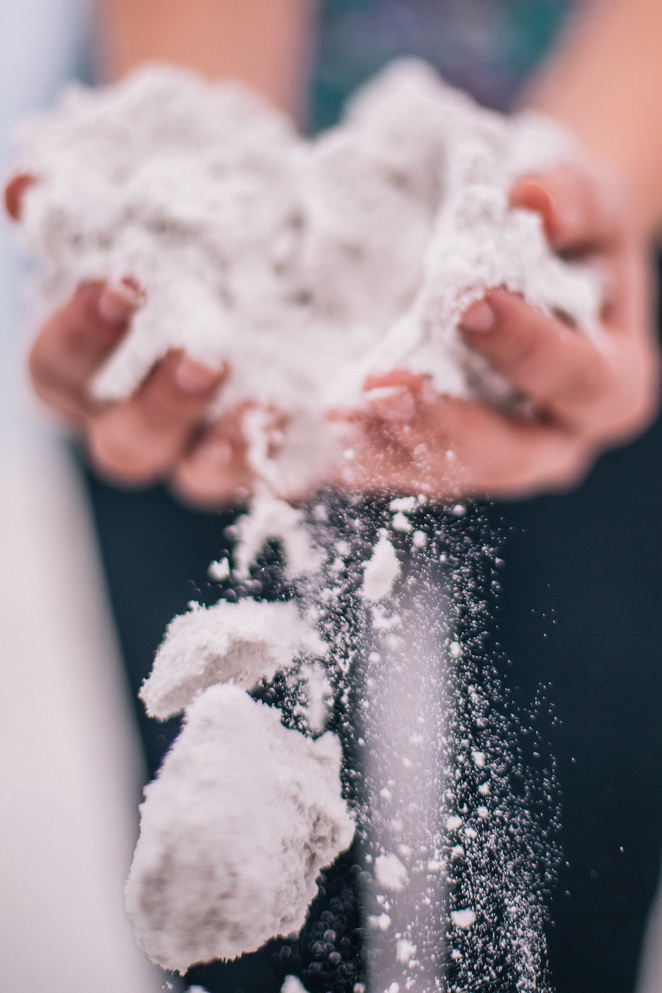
[5,158,659,508]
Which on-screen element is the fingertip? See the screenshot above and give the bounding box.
[509,171,580,249]
[510,176,554,222]
[172,355,224,396]
[459,299,496,335]
[97,282,142,326]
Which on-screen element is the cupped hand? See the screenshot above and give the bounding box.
[7,158,659,510]
[6,173,258,506]
[332,159,660,501]
[30,280,259,500]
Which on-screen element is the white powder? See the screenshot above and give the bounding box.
[346,64,603,409]
[13,60,590,983]
[391,513,414,535]
[281,978,311,993]
[303,661,333,735]
[395,939,416,965]
[15,59,601,497]
[362,533,400,603]
[141,598,325,720]
[374,852,408,893]
[207,558,230,582]
[125,685,354,972]
[233,493,323,579]
[450,909,476,930]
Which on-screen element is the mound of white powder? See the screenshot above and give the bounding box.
[141,598,325,720]
[14,58,601,495]
[125,685,354,972]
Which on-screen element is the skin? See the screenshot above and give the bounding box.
[5,0,661,506]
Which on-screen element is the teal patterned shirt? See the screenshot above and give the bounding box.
[311,0,572,129]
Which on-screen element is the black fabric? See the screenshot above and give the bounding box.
[484,409,662,993]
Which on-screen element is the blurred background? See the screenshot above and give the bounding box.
[1,2,662,992]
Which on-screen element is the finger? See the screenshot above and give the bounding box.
[86,351,225,487]
[509,161,626,253]
[361,376,591,498]
[29,281,138,420]
[4,173,35,221]
[459,289,613,429]
[171,413,253,509]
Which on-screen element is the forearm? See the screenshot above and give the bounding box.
[525,0,662,237]
[96,0,313,117]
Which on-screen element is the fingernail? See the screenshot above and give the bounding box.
[510,177,555,217]
[364,384,417,422]
[460,300,495,334]
[98,286,139,325]
[174,357,221,395]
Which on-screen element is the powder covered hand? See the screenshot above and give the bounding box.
[334,161,659,500]
[7,173,256,501]
[29,280,259,497]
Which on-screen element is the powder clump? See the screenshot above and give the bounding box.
[141,598,325,720]
[362,532,401,603]
[125,685,355,972]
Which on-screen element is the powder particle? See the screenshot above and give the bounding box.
[450,909,477,930]
[303,661,333,735]
[362,533,401,603]
[395,938,416,965]
[141,598,324,720]
[207,558,230,582]
[412,530,428,549]
[390,512,413,534]
[233,493,323,579]
[281,978,311,993]
[125,686,354,972]
[374,852,408,893]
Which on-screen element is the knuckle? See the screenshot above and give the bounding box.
[497,324,541,370]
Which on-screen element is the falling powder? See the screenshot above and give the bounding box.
[374,852,409,892]
[362,532,401,603]
[125,686,354,972]
[451,910,477,930]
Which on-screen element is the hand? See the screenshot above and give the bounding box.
[331,160,660,501]
[6,176,263,506]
